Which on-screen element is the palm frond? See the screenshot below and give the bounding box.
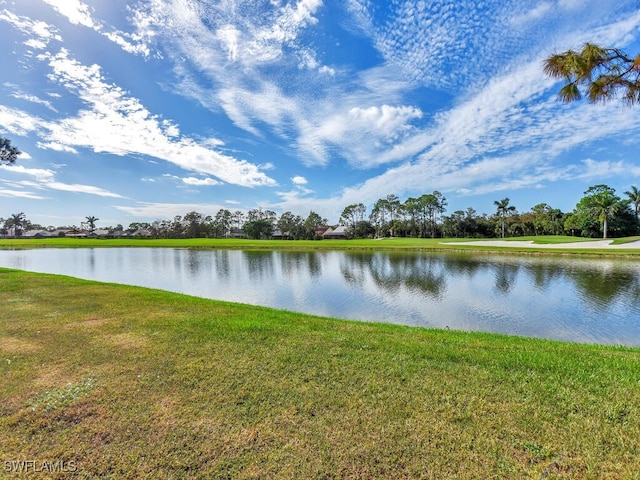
[558,83,582,103]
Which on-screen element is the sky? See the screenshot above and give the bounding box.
[1,0,640,229]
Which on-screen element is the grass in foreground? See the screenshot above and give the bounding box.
[1,268,640,479]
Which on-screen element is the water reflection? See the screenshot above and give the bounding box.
[441,254,484,279]
[571,262,640,310]
[1,248,639,346]
[242,251,275,279]
[370,253,447,300]
[279,251,323,278]
[88,249,96,273]
[492,260,520,295]
[526,261,565,291]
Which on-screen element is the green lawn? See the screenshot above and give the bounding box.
[1,268,639,478]
[1,235,640,256]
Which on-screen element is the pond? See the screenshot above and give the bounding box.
[1,248,639,346]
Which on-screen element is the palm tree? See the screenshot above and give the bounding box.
[9,212,26,237]
[589,194,620,239]
[494,198,515,238]
[544,43,640,104]
[85,216,99,233]
[625,185,640,223]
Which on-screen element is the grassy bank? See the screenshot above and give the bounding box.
[1,268,639,478]
[1,235,640,256]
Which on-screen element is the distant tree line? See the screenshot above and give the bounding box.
[123,209,329,240]
[3,184,639,240]
[337,185,639,240]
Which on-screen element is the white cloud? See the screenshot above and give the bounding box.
[11,92,58,112]
[557,0,582,9]
[102,30,152,57]
[24,48,275,187]
[0,105,42,136]
[41,0,99,29]
[0,9,62,48]
[0,164,124,198]
[0,187,46,199]
[182,177,221,186]
[245,0,322,63]
[348,105,422,138]
[46,182,125,198]
[217,25,241,62]
[219,81,302,136]
[296,103,424,167]
[318,65,335,76]
[1,165,56,183]
[291,175,307,185]
[136,0,324,70]
[36,141,78,153]
[40,0,152,56]
[297,48,318,70]
[510,2,553,27]
[356,0,512,89]
[578,159,640,180]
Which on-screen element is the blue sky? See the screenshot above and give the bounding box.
[1,0,640,229]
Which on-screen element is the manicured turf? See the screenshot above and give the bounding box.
[2,235,640,256]
[1,268,639,478]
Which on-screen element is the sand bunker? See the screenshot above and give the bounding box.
[440,239,640,249]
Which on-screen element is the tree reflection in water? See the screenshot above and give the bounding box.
[336,252,640,312]
[341,252,447,300]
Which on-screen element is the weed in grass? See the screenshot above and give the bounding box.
[604,403,633,425]
[27,376,96,412]
[514,439,553,463]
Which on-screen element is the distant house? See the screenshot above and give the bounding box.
[22,229,53,238]
[314,226,330,237]
[271,229,286,240]
[322,226,349,239]
[136,229,152,238]
[89,229,112,238]
[125,228,152,238]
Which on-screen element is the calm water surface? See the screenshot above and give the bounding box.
[1,248,639,346]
